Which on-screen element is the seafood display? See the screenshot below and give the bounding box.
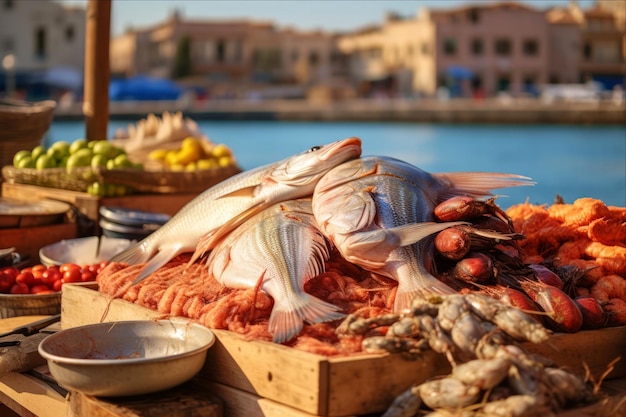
[311,156,532,311]
[110,137,362,284]
[207,199,344,343]
[96,139,625,414]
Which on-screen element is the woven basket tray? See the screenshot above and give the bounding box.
[2,164,242,194]
[0,99,56,169]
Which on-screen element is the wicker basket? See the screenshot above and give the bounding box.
[2,164,242,194]
[0,99,56,169]
[0,292,61,318]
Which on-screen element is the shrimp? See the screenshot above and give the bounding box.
[547,198,610,227]
[587,218,626,246]
[590,274,626,302]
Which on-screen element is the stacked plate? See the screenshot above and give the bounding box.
[98,206,170,240]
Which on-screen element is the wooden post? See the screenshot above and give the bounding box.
[83,0,111,141]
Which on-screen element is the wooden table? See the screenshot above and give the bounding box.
[0,315,223,417]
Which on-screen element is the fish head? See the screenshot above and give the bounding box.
[268,137,362,191]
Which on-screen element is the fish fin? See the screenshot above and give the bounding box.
[217,184,259,198]
[389,221,469,247]
[433,172,535,200]
[341,221,467,259]
[466,227,518,241]
[131,244,184,285]
[109,241,151,264]
[394,276,455,312]
[269,295,344,343]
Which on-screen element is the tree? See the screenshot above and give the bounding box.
[172,36,191,79]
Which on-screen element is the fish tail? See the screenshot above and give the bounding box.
[394,277,455,312]
[433,172,535,200]
[268,308,304,344]
[269,295,344,343]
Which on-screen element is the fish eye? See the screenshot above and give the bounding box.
[308,145,322,153]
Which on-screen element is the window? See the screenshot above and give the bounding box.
[471,38,483,56]
[308,51,319,66]
[523,39,539,56]
[3,0,13,10]
[65,25,74,42]
[494,38,512,56]
[468,8,480,24]
[421,42,430,56]
[496,75,510,92]
[291,49,298,63]
[583,43,592,60]
[216,40,225,62]
[443,38,456,56]
[35,27,46,59]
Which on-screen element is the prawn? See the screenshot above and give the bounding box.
[590,274,626,302]
[584,242,626,276]
[547,198,610,227]
[587,218,626,246]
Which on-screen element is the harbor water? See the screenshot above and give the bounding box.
[45,120,626,210]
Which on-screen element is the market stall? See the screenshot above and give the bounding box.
[1,1,625,416]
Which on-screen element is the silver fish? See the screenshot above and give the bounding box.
[207,199,344,343]
[312,156,533,312]
[110,137,362,284]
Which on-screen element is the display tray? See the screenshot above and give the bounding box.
[60,283,626,417]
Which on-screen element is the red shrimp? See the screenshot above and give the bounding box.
[590,274,626,302]
[587,218,626,246]
[548,198,610,227]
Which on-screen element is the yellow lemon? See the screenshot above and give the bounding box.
[176,148,200,165]
[148,149,169,161]
[197,158,217,170]
[212,143,232,158]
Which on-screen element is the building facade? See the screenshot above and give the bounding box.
[337,1,624,98]
[0,0,85,72]
[110,12,339,97]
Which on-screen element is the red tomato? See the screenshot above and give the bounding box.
[98,261,110,272]
[42,268,62,286]
[60,263,81,274]
[16,271,36,287]
[10,283,30,294]
[30,284,51,294]
[2,267,19,282]
[81,270,95,282]
[52,279,63,292]
[0,273,13,293]
[63,268,82,283]
[31,264,47,277]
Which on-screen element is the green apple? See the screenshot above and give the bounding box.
[91,154,108,168]
[69,139,88,154]
[13,150,31,167]
[31,145,46,161]
[16,156,35,169]
[35,154,57,170]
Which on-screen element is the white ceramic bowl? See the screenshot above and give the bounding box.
[39,236,133,266]
[38,320,215,397]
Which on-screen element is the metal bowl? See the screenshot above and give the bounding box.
[38,319,215,397]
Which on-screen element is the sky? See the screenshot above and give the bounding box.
[57,0,598,37]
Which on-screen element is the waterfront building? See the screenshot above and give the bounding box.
[0,0,85,96]
[337,1,624,98]
[110,11,339,99]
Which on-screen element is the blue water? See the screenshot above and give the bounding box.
[45,121,626,209]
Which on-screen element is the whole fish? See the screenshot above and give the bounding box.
[110,137,362,284]
[207,199,344,343]
[312,156,534,312]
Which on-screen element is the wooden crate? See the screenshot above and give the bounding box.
[60,284,626,417]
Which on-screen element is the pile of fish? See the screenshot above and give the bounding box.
[339,293,599,416]
[107,137,542,343]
